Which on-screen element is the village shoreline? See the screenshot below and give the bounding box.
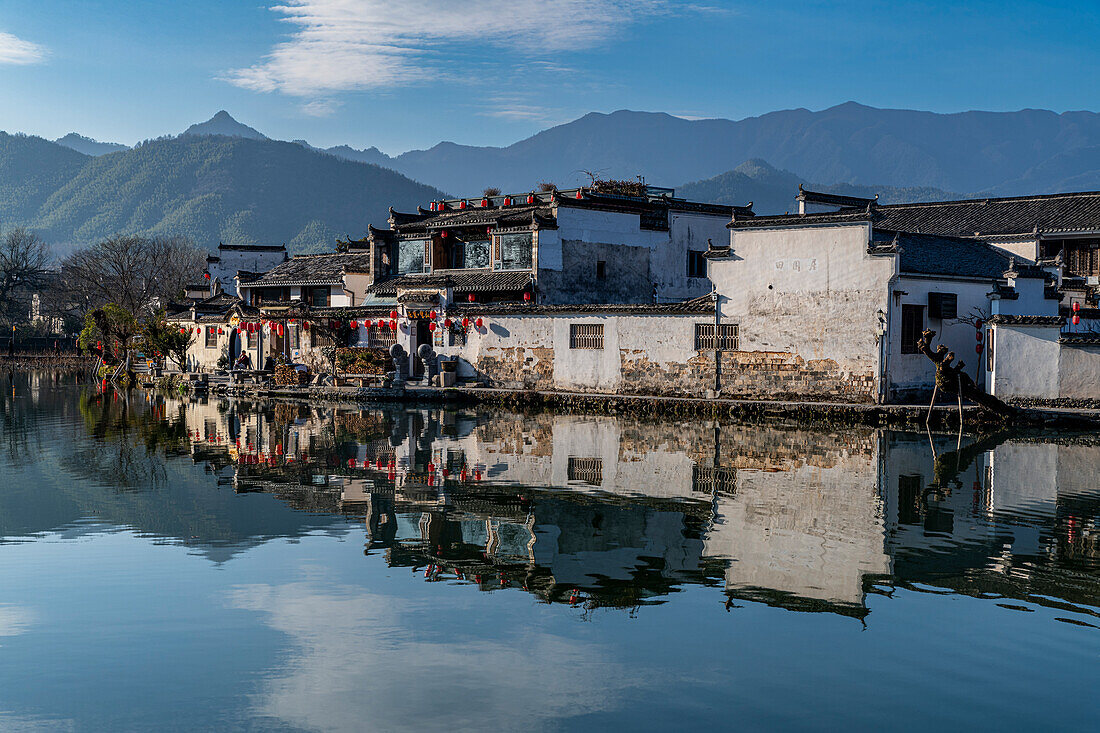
[187,381,1100,432]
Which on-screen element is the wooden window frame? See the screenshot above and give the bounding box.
[569,323,604,350]
[694,323,738,350]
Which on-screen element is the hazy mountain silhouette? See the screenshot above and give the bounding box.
[181,110,268,140]
[679,159,959,214]
[331,103,1100,197]
[54,132,129,156]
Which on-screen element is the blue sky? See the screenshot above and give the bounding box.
[1,1,1098,154]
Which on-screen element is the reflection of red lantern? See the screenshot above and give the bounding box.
[462,317,470,329]
[476,317,484,328]
[468,293,476,302]
[444,318,452,327]
[390,320,397,331]
[429,322,436,332]
[430,310,437,320]
[350,320,358,329]
[390,310,398,319]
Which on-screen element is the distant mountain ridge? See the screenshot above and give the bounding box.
[679,160,960,215]
[319,103,1100,199]
[181,110,267,140]
[54,133,129,156]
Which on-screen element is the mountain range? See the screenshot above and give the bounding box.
[5,103,1100,256]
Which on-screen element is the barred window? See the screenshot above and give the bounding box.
[366,325,396,349]
[569,323,604,350]
[288,324,300,350]
[205,327,218,349]
[694,323,738,350]
[901,304,924,354]
[567,457,603,486]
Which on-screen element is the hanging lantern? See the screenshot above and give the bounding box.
[441,230,448,238]
[429,322,436,332]
[350,319,358,329]
[468,293,476,303]
[462,317,470,329]
[504,197,512,206]
[475,317,484,328]
[975,318,984,330]
[1073,314,1081,325]
[218,328,224,334]
[303,321,310,330]
[334,319,342,328]
[527,194,535,204]
[486,226,492,235]
[363,319,372,328]
[389,319,397,330]
[459,200,467,209]
[444,318,452,328]
[1073,301,1082,313]
[390,310,399,319]
[429,310,437,320]
[575,189,583,199]
[976,343,984,354]
[277,323,284,336]
[430,202,437,211]
[976,331,983,342]
[204,272,210,279]
[523,292,532,302]
[481,198,489,207]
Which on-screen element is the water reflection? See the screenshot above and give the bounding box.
[3,371,1097,622]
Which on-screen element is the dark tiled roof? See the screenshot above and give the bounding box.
[392,205,555,233]
[1061,333,1100,345]
[447,295,715,316]
[987,314,1064,325]
[218,243,287,252]
[257,302,395,320]
[236,270,264,284]
[729,209,874,229]
[367,270,533,296]
[872,230,1013,279]
[247,253,372,287]
[397,290,441,303]
[875,191,1100,236]
[167,293,259,322]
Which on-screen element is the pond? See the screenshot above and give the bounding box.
[0,371,1097,731]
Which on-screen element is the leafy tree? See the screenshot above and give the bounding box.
[0,226,51,326]
[77,303,138,363]
[140,310,195,372]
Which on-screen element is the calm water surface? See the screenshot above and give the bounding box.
[0,371,1097,731]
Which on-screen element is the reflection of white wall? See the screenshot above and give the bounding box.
[229,582,635,732]
[702,455,890,606]
[0,604,34,638]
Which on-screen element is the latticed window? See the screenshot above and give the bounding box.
[567,457,603,485]
[366,325,396,349]
[694,323,738,350]
[569,323,604,350]
[205,327,218,348]
[901,304,924,354]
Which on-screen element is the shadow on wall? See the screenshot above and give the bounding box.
[490,324,510,337]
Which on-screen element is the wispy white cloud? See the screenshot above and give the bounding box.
[300,98,340,117]
[226,0,676,100]
[0,31,47,65]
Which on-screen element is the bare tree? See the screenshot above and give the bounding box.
[0,227,51,326]
[60,235,204,316]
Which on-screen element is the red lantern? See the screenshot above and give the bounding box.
[303,321,310,330]
[218,328,224,334]
[363,319,372,328]
[523,292,532,302]
[976,331,983,342]
[468,293,476,303]
[1073,302,1081,313]
[350,320,358,329]
[976,343,984,354]
[504,197,512,206]
[277,323,284,336]
[462,317,470,329]
[441,230,448,238]
[575,189,583,199]
[1073,314,1081,325]
[429,310,437,320]
[975,318,984,330]
[444,318,452,327]
[390,310,399,319]
[333,319,341,328]
[481,198,489,207]
[459,200,467,209]
[475,317,484,328]
[527,194,535,204]
[204,272,210,279]
[429,322,436,332]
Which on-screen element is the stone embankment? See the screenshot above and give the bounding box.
[2,355,95,371]
[196,381,1100,432]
